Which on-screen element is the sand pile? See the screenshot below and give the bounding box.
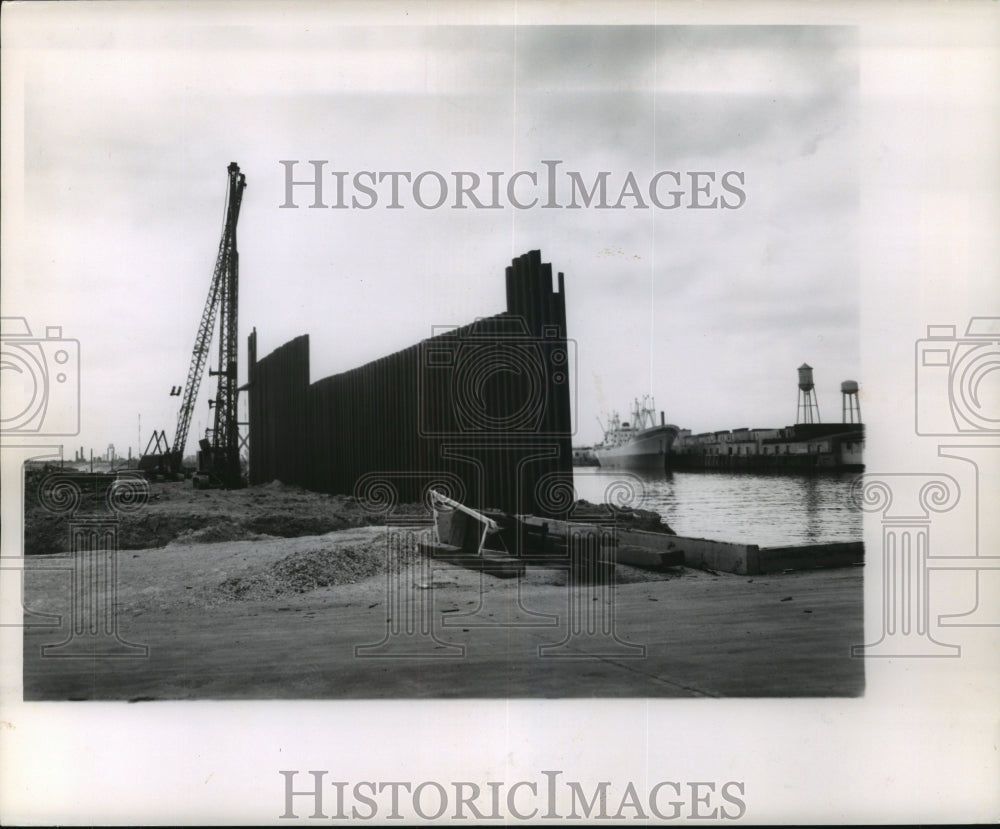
[215,534,419,601]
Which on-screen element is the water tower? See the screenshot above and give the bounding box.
[841,380,861,424]
[796,363,821,424]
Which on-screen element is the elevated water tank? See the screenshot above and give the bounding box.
[798,363,815,391]
[841,379,861,424]
[796,363,821,424]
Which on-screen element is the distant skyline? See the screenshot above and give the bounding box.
[7,19,858,454]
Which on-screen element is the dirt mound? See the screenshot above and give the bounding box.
[244,512,361,538]
[117,515,213,553]
[20,475,398,556]
[169,520,268,546]
[216,535,417,601]
[21,517,67,558]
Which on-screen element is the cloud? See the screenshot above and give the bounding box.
[9,22,860,452]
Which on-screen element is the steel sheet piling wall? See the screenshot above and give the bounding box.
[247,332,310,487]
[247,251,572,517]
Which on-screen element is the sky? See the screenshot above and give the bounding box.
[5,11,859,456]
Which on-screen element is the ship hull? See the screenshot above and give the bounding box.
[594,426,676,471]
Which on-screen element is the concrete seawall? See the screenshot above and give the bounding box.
[755,541,864,574]
[617,529,864,575]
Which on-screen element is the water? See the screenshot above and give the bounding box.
[573,468,862,547]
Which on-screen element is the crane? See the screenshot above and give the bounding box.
[196,162,247,488]
[140,162,247,487]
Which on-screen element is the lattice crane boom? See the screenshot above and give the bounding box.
[169,163,247,472]
[170,244,223,462]
[210,162,246,486]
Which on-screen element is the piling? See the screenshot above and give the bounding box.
[247,251,572,517]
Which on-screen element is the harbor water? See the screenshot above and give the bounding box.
[573,468,863,547]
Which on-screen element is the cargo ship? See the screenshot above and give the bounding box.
[593,396,680,471]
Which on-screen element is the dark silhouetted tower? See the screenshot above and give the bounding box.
[796,363,821,424]
[841,379,861,424]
